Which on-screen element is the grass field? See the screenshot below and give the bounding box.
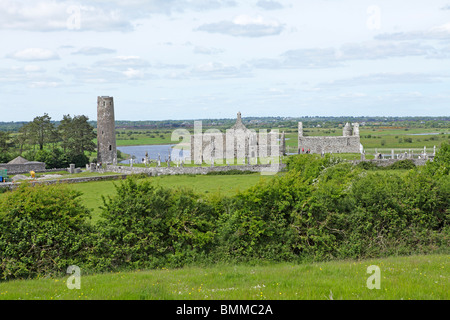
[69,173,276,223]
[0,254,447,300]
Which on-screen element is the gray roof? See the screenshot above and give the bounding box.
[8,156,30,164]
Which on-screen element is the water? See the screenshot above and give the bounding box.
[410,132,449,136]
[117,144,190,164]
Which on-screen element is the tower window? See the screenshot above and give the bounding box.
[109,145,112,151]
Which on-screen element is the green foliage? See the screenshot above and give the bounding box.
[59,114,96,167]
[386,159,416,170]
[32,148,68,169]
[356,161,379,170]
[1,150,448,280]
[0,183,94,280]
[356,159,416,171]
[94,178,218,270]
[423,142,450,177]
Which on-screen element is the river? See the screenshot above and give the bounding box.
[117,144,190,164]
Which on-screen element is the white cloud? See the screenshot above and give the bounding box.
[375,22,450,41]
[72,47,117,55]
[252,48,341,69]
[320,72,446,87]
[196,15,285,37]
[94,56,151,70]
[0,0,239,32]
[0,0,133,32]
[193,46,225,55]
[123,68,145,79]
[251,39,450,70]
[0,66,63,89]
[339,41,434,60]
[6,48,60,61]
[189,61,253,79]
[256,0,284,10]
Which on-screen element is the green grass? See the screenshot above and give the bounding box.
[69,173,276,224]
[0,254,447,300]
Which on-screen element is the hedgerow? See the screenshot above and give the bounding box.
[1,143,448,280]
[0,183,95,280]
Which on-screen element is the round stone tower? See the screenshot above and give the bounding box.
[97,96,117,165]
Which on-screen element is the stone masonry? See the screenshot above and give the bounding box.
[97,96,117,165]
[298,122,362,154]
[191,112,286,164]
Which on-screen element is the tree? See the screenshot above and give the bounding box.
[58,114,96,166]
[22,113,55,150]
[0,131,12,162]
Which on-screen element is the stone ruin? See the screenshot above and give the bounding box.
[297,122,362,154]
[190,112,286,164]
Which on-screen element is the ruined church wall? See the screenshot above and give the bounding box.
[191,131,282,162]
[298,136,361,154]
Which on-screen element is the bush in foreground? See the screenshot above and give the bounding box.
[0,183,94,280]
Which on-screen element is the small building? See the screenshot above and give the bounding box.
[0,156,46,175]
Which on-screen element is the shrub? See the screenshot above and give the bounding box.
[215,176,299,262]
[386,159,416,170]
[356,161,379,170]
[95,178,218,270]
[0,183,94,280]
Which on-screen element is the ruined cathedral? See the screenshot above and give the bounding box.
[190,112,286,164]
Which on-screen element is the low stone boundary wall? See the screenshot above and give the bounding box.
[105,163,287,176]
[0,174,128,190]
[351,159,429,167]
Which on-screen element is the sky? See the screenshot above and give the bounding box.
[0,0,450,122]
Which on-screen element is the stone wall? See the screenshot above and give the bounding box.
[351,159,429,167]
[106,163,286,176]
[191,112,284,163]
[298,121,361,154]
[0,174,128,190]
[298,136,361,154]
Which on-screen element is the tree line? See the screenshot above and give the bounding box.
[0,113,96,168]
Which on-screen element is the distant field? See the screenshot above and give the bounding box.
[0,254,447,300]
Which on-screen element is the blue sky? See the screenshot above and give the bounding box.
[1,0,450,122]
